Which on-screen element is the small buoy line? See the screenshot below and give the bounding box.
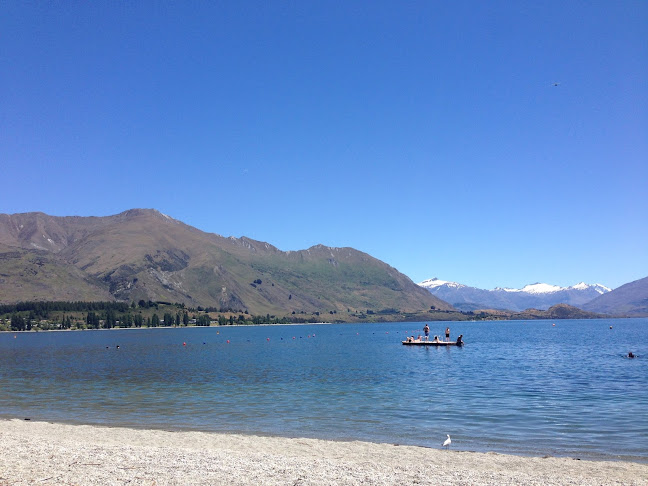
[95,327,460,349]
[62,326,631,359]
[101,333,326,347]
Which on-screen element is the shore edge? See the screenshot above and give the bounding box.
[1,419,646,485]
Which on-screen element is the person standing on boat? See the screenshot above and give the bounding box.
[423,324,430,341]
[445,327,450,342]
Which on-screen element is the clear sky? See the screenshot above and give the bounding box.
[2,1,646,291]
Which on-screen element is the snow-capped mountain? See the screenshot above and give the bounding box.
[419,278,466,290]
[419,278,611,312]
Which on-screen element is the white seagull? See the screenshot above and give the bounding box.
[442,434,451,449]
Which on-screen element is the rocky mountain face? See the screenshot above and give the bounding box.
[582,276,648,316]
[419,278,611,312]
[0,209,451,315]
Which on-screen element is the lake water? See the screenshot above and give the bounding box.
[1,318,646,462]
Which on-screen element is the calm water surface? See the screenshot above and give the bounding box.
[1,318,646,462]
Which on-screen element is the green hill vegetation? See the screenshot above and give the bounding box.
[0,209,451,321]
[472,304,603,320]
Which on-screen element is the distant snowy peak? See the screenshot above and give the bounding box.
[419,278,611,295]
[418,278,465,290]
[494,282,611,294]
[520,283,563,294]
[570,282,611,294]
[418,278,612,312]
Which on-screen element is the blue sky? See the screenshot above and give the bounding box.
[2,1,646,290]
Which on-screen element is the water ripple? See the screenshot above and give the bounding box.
[1,318,647,461]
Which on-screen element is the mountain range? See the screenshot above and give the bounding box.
[582,276,648,316]
[419,278,612,312]
[0,209,450,316]
[2,209,645,319]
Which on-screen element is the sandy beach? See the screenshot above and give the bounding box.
[0,420,646,485]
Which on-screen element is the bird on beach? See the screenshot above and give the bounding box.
[442,435,451,450]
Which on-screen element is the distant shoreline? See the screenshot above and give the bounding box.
[4,316,647,334]
[0,321,340,333]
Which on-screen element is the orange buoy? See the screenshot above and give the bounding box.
[226,340,230,343]
[183,342,186,346]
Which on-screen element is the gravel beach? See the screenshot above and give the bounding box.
[1,419,646,485]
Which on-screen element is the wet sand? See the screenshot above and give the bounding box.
[1,419,646,485]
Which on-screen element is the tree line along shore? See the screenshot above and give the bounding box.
[0,299,464,331]
[0,300,313,332]
[0,299,603,333]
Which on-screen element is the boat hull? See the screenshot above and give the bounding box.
[402,340,463,346]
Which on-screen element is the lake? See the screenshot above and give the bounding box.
[1,318,646,462]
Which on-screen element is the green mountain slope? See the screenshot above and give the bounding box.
[0,209,451,316]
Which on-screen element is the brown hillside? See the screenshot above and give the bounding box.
[0,209,451,316]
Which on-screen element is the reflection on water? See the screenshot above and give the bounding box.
[1,319,647,461]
